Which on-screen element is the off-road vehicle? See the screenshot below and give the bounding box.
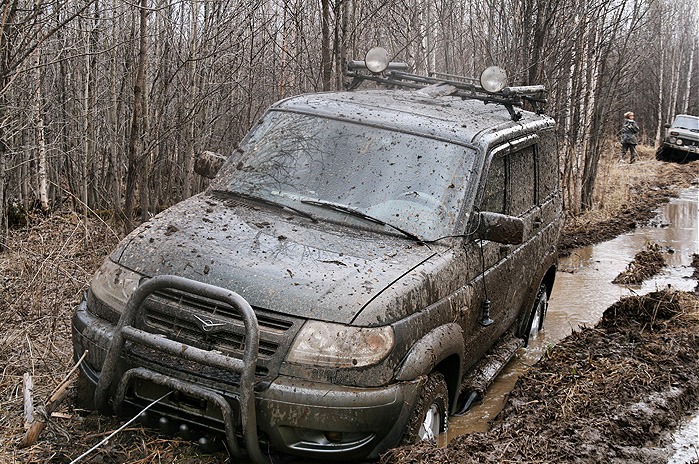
[72,48,563,462]
[656,114,699,162]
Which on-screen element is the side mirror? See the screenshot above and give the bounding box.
[664,123,671,129]
[194,151,227,179]
[476,211,524,245]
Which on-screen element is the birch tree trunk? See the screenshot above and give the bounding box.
[654,11,665,147]
[682,39,695,114]
[82,18,91,217]
[183,1,199,200]
[33,48,49,212]
[321,0,332,91]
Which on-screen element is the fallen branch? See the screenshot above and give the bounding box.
[23,373,34,427]
[19,351,88,448]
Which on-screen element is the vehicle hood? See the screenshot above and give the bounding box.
[112,193,442,325]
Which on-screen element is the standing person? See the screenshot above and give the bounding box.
[619,111,639,163]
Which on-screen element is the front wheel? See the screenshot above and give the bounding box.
[401,372,449,443]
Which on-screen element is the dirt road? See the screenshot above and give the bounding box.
[381,290,699,464]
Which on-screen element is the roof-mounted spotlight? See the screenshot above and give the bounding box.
[480,66,508,93]
[365,47,390,74]
[346,47,408,76]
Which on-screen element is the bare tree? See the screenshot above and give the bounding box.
[2,0,697,240]
[123,0,149,231]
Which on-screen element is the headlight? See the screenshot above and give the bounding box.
[90,259,142,314]
[287,321,394,368]
[669,137,677,143]
[676,139,683,145]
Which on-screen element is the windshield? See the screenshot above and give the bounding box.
[210,110,476,241]
[673,115,699,131]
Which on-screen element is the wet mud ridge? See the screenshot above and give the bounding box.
[381,290,699,464]
[612,242,666,285]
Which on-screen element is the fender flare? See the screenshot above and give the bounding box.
[395,322,464,384]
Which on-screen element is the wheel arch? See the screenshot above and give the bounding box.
[395,323,464,415]
[541,263,557,298]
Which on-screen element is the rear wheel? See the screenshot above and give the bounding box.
[402,372,449,443]
[521,284,547,345]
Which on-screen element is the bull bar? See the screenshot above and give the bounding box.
[93,275,269,464]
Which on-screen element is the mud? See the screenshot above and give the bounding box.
[1,156,699,463]
[380,290,699,464]
[612,242,666,285]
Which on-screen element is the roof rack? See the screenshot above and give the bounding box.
[345,58,547,122]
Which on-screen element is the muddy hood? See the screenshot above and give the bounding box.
[112,193,441,325]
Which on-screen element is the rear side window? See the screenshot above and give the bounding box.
[480,136,555,217]
[537,130,559,201]
[480,156,505,214]
[508,146,535,216]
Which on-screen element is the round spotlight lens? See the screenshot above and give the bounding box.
[365,47,390,74]
[480,66,508,93]
[676,139,683,145]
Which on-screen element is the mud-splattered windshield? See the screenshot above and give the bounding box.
[210,110,476,241]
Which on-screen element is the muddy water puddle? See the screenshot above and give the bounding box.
[445,187,699,459]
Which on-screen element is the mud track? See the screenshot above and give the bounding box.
[381,290,699,464]
[1,155,698,463]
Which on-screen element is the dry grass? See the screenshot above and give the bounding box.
[559,144,699,252]
[593,145,661,212]
[0,213,123,462]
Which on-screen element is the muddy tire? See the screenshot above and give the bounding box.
[521,284,547,345]
[655,145,670,161]
[74,369,96,411]
[401,372,449,444]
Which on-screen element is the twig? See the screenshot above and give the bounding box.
[23,373,34,427]
[18,351,88,448]
[69,391,171,464]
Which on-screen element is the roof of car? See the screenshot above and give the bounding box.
[272,89,553,147]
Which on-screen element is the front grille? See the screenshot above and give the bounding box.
[679,137,698,148]
[133,288,302,382]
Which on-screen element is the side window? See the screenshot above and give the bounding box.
[479,140,541,216]
[480,155,505,214]
[508,146,536,216]
[537,130,559,201]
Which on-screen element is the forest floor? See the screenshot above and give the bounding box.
[1,145,698,463]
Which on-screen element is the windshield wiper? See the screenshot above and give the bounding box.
[222,191,318,222]
[300,199,422,241]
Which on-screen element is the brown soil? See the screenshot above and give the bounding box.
[1,149,698,463]
[557,147,699,255]
[612,242,666,285]
[381,290,699,464]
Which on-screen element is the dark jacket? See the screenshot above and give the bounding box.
[620,118,639,145]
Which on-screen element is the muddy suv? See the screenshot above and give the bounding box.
[72,49,562,462]
[656,114,699,162]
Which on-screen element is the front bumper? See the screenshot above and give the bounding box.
[72,291,420,461]
[663,141,699,154]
